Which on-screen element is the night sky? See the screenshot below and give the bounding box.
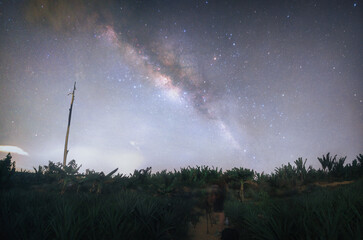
[0,0,362,174]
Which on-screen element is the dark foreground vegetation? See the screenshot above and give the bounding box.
[0,153,362,239]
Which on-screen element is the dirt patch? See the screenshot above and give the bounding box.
[188,212,226,240]
[314,180,354,187]
[188,215,221,240]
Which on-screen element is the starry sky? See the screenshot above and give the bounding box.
[0,0,362,174]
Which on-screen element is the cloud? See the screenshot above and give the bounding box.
[0,146,29,156]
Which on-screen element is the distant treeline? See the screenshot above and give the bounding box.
[1,152,362,195]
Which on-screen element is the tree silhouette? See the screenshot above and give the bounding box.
[0,153,15,189]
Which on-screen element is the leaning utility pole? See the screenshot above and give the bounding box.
[63,82,76,167]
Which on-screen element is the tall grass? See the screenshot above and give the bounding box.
[1,153,363,239]
[225,179,363,240]
[0,190,193,240]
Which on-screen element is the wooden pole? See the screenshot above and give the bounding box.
[63,82,76,167]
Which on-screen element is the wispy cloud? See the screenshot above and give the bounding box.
[0,146,29,156]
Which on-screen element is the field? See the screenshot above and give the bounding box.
[0,153,362,239]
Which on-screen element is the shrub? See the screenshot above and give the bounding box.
[0,153,15,189]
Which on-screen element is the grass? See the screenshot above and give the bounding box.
[224,179,363,240]
[1,153,362,239]
[0,190,194,240]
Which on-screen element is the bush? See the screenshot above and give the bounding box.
[0,153,15,189]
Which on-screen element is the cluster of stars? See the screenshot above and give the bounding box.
[0,0,361,173]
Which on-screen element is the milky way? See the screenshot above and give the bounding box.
[0,0,362,174]
[100,24,241,149]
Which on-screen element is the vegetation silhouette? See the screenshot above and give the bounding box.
[0,152,362,239]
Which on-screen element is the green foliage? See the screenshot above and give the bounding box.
[316,153,361,180]
[129,167,152,188]
[318,153,336,173]
[63,159,82,175]
[294,157,307,182]
[356,154,363,165]
[3,152,363,239]
[225,179,363,239]
[270,162,298,189]
[353,154,363,174]
[77,167,119,194]
[151,170,178,196]
[0,153,15,189]
[177,165,223,187]
[244,188,270,202]
[43,161,65,181]
[224,167,255,189]
[0,190,193,240]
[332,156,346,178]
